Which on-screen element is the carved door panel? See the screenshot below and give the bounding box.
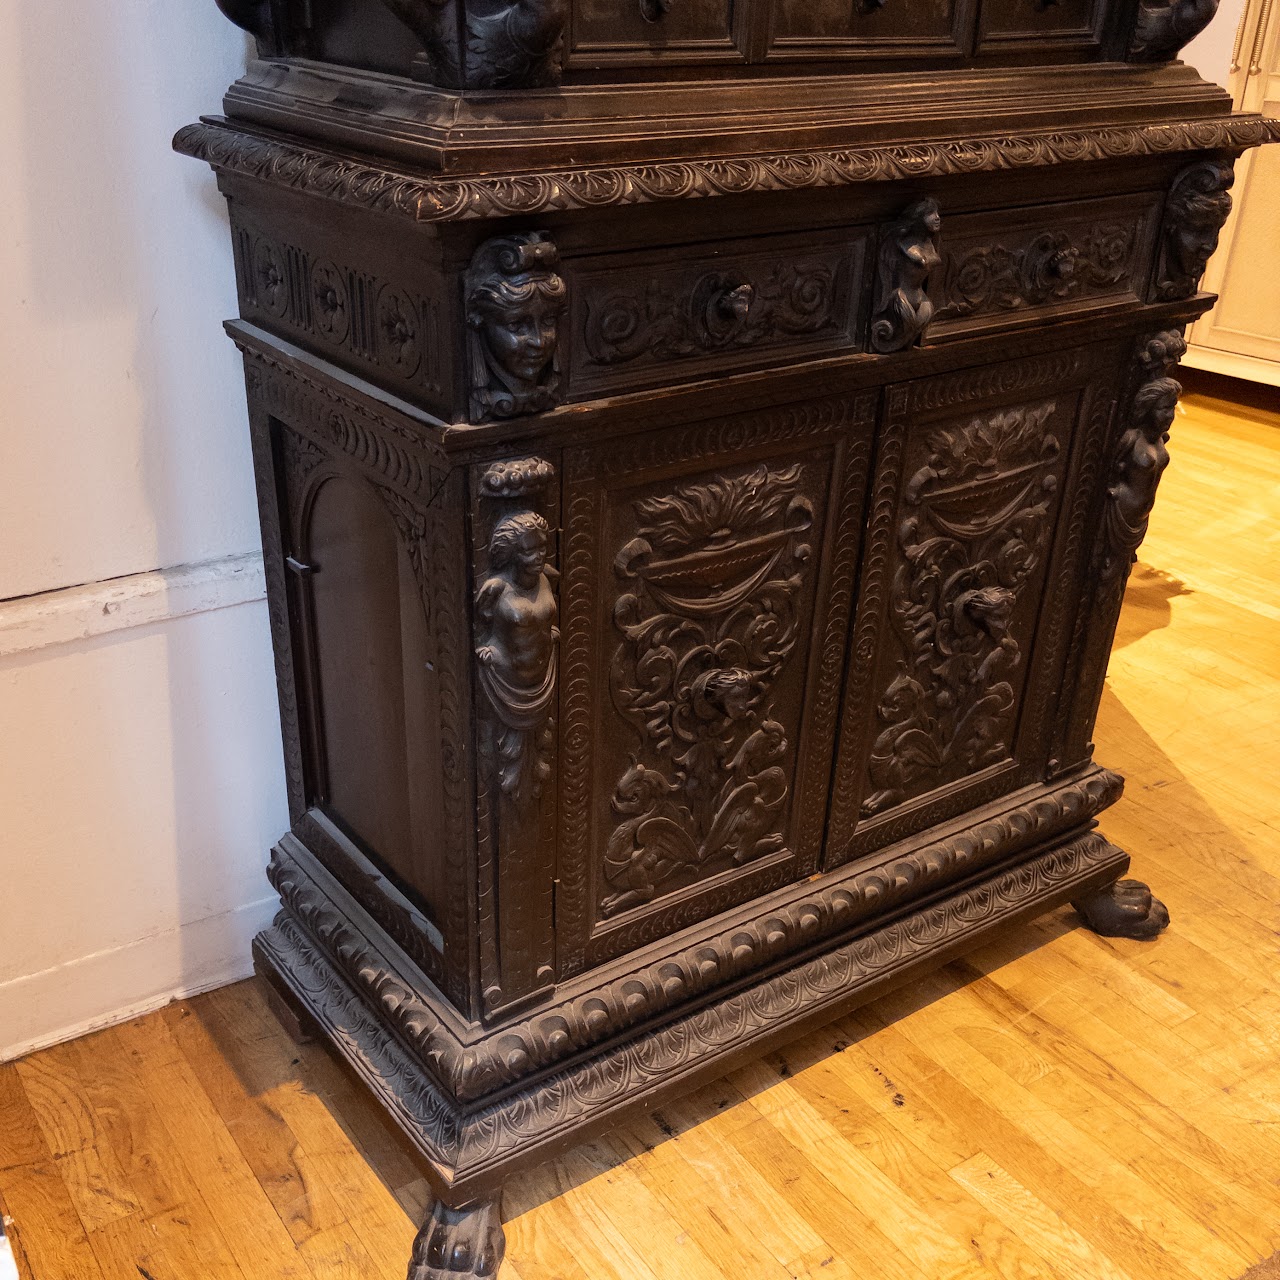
[825,347,1122,869]
[976,0,1105,53]
[766,0,975,61]
[567,0,745,67]
[557,393,877,974]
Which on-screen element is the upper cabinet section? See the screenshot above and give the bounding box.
[216,0,1224,84]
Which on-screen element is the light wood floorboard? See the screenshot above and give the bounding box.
[3,382,1278,1280]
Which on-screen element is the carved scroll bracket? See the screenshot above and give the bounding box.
[466,234,567,424]
[1130,0,1221,62]
[871,199,942,353]
[382,0,567,89]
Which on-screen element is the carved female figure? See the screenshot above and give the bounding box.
[466,233,568,421]
[872,199,943,353]
[1156,162,1235,300]
[475,511,560,806]
[1103,374,1179,575]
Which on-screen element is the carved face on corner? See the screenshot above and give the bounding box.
[466,233,568,419]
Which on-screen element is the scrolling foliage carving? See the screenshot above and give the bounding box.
[863,403,1063,816]
[381,0,567,88]
[602,465,814,917]
[872,199,942,353]
[584,263,839,366]
[466,234,567,423]
[1130,0,1220,61]
[1155,161,1235,301]
[937,224,1139,322]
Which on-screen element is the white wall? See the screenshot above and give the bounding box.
[0,3,289,1060]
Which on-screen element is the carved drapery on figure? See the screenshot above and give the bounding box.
[871,199,942,353]
[466,234,567,423]
[1130,0,1220,61]
[474,458,560,1014]
[1155,161,1235,301]
[602,465,815,917]
[1097,331,1186,593]
[863,403,1063,816]
[381,0,567,88]
[475,460,560,808]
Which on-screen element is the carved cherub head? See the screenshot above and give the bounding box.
[466,233,568,420]
[489,511,551,588]
[692,667,755,723]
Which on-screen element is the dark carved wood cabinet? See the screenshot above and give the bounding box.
[180,3,1276,1274]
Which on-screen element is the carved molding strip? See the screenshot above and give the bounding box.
[270,767,1120,1104]
[260,827,1125,1179]
[175,117,1280,225]
[242,347,450,504]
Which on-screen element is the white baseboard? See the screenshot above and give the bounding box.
[0,897,279,1063]
[0,552,266,659]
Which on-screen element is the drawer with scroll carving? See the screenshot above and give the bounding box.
[566,230,868,397]
[928,194,1162,341]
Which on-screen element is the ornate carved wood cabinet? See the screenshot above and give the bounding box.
[180,3,1276,1275]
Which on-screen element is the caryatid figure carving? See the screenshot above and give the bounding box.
[872,198,943,353]
[465,233,568,422]
[475,511,560,807]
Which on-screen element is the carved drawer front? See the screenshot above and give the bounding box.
[976,0,1104,51]
[929,195,1161,341]
[557,392,878,973]
[767,0,974,61]
[568,0,742,66]
[824,347,1121,869]
[568,230,868,398]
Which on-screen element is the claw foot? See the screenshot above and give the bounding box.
[1072,878,1170,940]
[408,1198,505,1280]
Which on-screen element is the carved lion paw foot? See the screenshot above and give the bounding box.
[1072,878,1170,940]
[407,1199,505,1280]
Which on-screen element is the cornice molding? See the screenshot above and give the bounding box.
[174,116,1280,225]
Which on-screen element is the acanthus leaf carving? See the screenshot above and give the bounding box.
[1130,0,1220,62]
[466,233,567,423]
[603,464,814,917]
[1154,160,1235,301]
[871,199,942,353]
[863,402,1064,817]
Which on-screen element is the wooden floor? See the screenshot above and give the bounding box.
[3,378,1279,1280]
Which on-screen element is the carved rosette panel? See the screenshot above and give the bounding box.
[232,219,442,395]
[862,400,1069,817]
[1154,161,1235,301]
[936,220,1143,325]
[472,457,561,1017]
[600,463,816,919]
[583,260,847,369]
[1130,0,1220,61]
[466,233,567,423]
[871,198,942,353]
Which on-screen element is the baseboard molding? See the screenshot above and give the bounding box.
[0,896,278,1063]
[0,552,266,659]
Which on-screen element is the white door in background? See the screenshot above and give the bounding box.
[1185,0,1280,386]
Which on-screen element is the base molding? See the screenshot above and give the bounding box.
[255,826,1127,1202]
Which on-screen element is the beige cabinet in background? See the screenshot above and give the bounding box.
[1187,0,1280,385]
